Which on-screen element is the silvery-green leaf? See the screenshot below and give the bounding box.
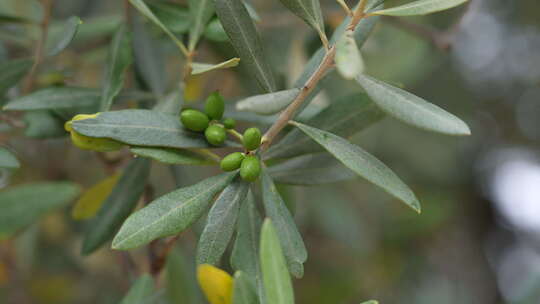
[46,16,82,56]
[99,24,132,111]
[0,59,32,96]
[360,301,378,304]
[233,271,259,304]
[236,88,300,115]
[356,74,471,136]
[268,153,356,185]
[119,274,154,304]
[214,0,276,93]
[371,0,468,16]
[196,178,249,265]
[290,121,421,213]
[112,172,236,250]
[261,170,307,278]
[147,1,190,33]
[23,111,65,139]
[191,58,240,75]
[0,182,80,239]
[3,87,100,111]
[188,0,215,50]
[277,0,325,36]
[82,158,150,255]
[260,219,294,304]
[0,147,19,169]
[335,29,364,80]
[131,147,216,165]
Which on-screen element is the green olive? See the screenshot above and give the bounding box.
[223,118,236,129]
[180,109,210,132]
[220,152,245,172]
[204,91,225,120]
[240,155,261,182]
[205,125,226,146]
[70,131,124,152]
[242,127,261,151]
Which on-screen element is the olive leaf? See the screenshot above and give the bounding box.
[196,177,249,265]
[0,182,80,239]
[233,271,259,304]
[3,87,100,111]
[335,29,364,80]
[188,0,215,51]
[214,0,276,93]
[147,1,190,33]
[261,170,307,278]
[0,147,20,169]
[45,16,82,57]
[112,172,237,250]
[356,74,471,136]
[260,219,295,304]
[0,59,33,96]
[99,24,133,111]
[235,88,301,115]
[277,0,325,41]
[371,0,468,16]
[23,111,65,139]
[166,248,202,304]
[82,158,150,255]
[131,147,216,165]
[72,173,121,220]
[119,274,154,304]
[290,121,421,213]
[360,301,379,304]
[191,58,240,75]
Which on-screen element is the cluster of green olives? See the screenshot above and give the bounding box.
[179,92,262,182]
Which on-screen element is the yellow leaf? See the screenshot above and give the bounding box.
[197,264,233,304]
[72,173,120,220]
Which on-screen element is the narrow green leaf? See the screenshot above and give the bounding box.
[265,93,384,160]
[236,88,300,115]
[0,14,34,25]
[0,182,80,239]
[335,29,364,80]
[191,58,240,75]
[356,74,471,136]
[196,178,249,265]
[23,111,66,139]
[132,14,166,97]
[0,59,32,96]
[82,158,151,254]
[112,172,237,250]
[277,0,325,35]
[371,0,468,16]
[129,0,189,55]
[290,121,421,212]
[166,248,202,304]
[3,87,100,111]
[260,219,294,304]
[267,153,356,185]
[233,271,259,304]
[204,18,229,42]
[100,25,132,111]
[153,88,183,115]
[46,16,82,56]
[119,274,154,304]
[261,170,307,278]
[214,0,276,93]
[243,1,261,22]
[131,147,216,165]
[360,301,378,304]
[147,2,191,33]
[70,109,238,149]
[188,0,215,50]
[0,147,20,169]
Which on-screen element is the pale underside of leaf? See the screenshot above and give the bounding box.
[191,58,240,75]
[235,88,301,115]
[371,0,468,16]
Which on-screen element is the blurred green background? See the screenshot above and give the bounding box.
[1,0,540,303]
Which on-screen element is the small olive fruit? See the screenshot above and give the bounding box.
[205,125,226,146]
[223,118,236,129]
[240,155,261,182]
[242,127,261,151]
[204,91,225,120]
[180,109,210,132]
[65,114,123,152]
[220,152,245,172]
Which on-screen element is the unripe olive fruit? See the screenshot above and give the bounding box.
[220,152,245,172]
[205,125,226,146]
[204,91,225,120]
[240,155,261,182]
[180,109,210,132]
[242,127,261,151]
[223,118,236,129]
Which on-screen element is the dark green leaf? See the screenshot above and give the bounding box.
[0,147,20,169]
[0,182,80,239]
[100,25,133,111]
[233,271,259,304]
[265,93,384,159]
[214,0,276,93]
[46,16,82,56]
[277,0,325,36]
[0,59,32,96]
[82,158,151,254]
[236,88,300,115]
[188,0,215,50]
[166,248,202,304]
[3,87,100,111]
[131,147,216,165]
[268,153,356,185]
[147,2,190,33]
[290,121,421,212]
[112,172,237,250]
[0,14,34,25]
[196,177,249,265]
[119,274,154,304]
[371,0,468,16]
[261,170,307,278]
[356,74,471,136]
[260,219,294,304]
[70,109,238,149]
